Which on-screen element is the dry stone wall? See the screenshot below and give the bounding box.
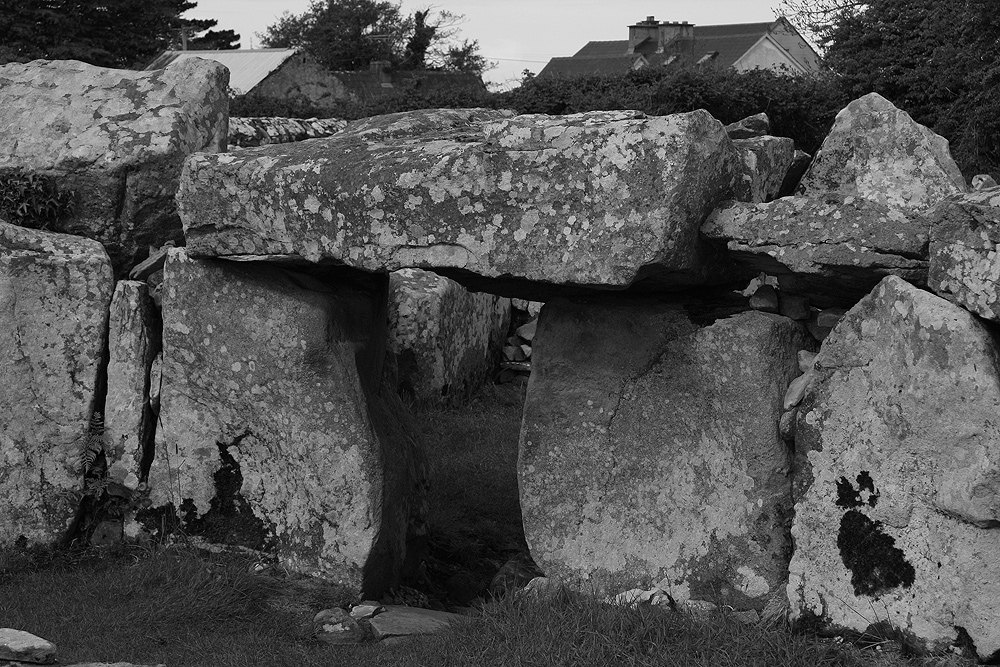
[4,57,1000,659]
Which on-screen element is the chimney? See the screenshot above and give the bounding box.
[657,21,694,51]
[627,16,660,54]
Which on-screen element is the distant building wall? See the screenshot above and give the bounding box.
[733,38,806,74]
[253,55,359,106]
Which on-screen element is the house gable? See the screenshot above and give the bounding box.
[731,34,808,74]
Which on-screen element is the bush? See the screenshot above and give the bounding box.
[493,66,850,156]
[0,168,75,230]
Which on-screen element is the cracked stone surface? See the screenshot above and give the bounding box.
[795,92,967,211]
[0,57,229,275]
[388,268,510,403]
[928,188,1000,322]
[703,194,929,306]
[177,108,747,300]
[149,249,425,597]
[0,221,113,547]
[519,296,810,606]
[105,281,158,488]
[788,276,1000,656]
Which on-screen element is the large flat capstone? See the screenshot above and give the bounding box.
[519,297,811,606]
[178,108,747,299]
[0,221,113,546]
[147,249,425,597]
[0,58,229,275]
[788,276,1000,656]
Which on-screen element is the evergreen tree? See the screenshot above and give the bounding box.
[0,0,238,68]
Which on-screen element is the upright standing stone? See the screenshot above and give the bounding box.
[520,298,810,608]
[105,280,158,488]
[388,268,510,403]
[148,250,425,597]
[0,58,229,275]
[0,221,113,546]
[796,92,967,211]
[788,276,1000,657]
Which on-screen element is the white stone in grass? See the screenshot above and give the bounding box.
[0,628,56,664]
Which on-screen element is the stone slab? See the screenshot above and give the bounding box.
[788,276,1000,656]
[0,222,113,546]
[519,296,812,608]
[147,249,425,597]
[177,108,747,300]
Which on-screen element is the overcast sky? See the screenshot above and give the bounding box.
[185,0,786,89]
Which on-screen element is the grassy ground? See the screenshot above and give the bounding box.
[0,382,977,667]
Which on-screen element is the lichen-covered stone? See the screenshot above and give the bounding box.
[520,297,811,607]
[732,136,795,203]
[0,628,56,664]
[796,93,967,211]
[149,250,424,597]
[178,108,746,299]
[388,268,510,403]
[229,116,348,148]
[0,58,229,275]
[928,189,1000,322]
[0,221,113,546]
[788,276,1000,656]
[703,194,928,306]
[105,281,158,487]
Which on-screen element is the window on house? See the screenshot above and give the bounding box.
[696,51,719,65]
[662,55,678,66]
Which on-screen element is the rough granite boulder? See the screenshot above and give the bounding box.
[788,276,1000,657]
[104,281,159,488]
[520,297,812,607]
[724,112,771,140]
[796,92,967,210]
[0,58,229,275]
[928,188,1000,322]
[388,268,510,403]
[703,195,928,306]
[177,108,747,300]
[148,249,425,597]
[0,221,114,546]
[703,93,964,306]
[732,136,795,203]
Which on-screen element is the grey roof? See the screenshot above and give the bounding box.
[539,20,814,78]
[145,48,298,93]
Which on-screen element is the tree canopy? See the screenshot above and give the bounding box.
[259,0,491,75]
[0,0,238,69]
[790,0,1000,176]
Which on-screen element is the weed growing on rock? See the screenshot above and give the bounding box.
[0,168,75,230]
